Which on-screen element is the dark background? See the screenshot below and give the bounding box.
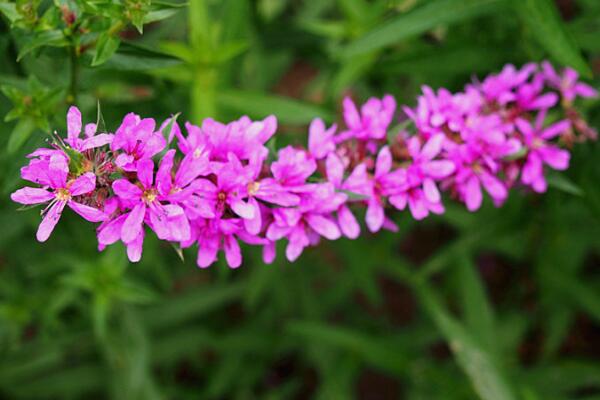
[0,0,599,399]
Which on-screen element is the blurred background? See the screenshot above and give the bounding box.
[1,0,600,399]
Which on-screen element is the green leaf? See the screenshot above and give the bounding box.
[455,254,497,354]
[141,283,245,331]
[0,2,19,24]
[545,171,584,196]
[287,320,408,375]
[514,0,592,77]
[416,280,516,400]
[217,90,333,124]
[8,118,36,154]
[341,0,505,59]
[92,32,121,67]
[17,30,68,61]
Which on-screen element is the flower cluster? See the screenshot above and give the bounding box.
[11,62,597,268]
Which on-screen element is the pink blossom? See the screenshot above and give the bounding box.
[11,168,106,242]
[341,95,396,142]
[516,112,571,193]
[64,106,113,151]
[110,113,166,171]
[542,62,598,102]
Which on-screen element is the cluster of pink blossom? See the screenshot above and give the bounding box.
[11,62,597,268]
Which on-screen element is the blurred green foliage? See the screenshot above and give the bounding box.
[1,0,600,399]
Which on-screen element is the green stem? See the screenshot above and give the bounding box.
[191,66,217,124]
[68,45,79,104]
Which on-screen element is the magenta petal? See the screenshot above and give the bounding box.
[366,199,384,233]
[375,146,392,177]
[68,201,106,222]
[465,175,482,212]
[421,160,455,179]
[224,235,242,268]
[11,187,54,205]
[197,237,219,268]
[230,198,255,219]
[541,120,570,140]
[337,205,360,239]
[343,97,361,130]
[263,241,276,264]
[522,152,542,185]
[305,214,341,240]
[325,153,344,187]
[36,201,66,242]
[136,159,154,189]
[408,191,429,220]
[69,172,96,196]
[480,172,507,202]
[422,178,440,203]
[122,204,146,243]
[115,153,135,170]
[97,215,127,245]
[156,149,175,196]
[244,198,262,235]
[388,193,408,210]
[67,106,82,143]
[539,146,570,170]
[126,231,144,262]
[81,133,113,150]
[421,134,444,160]
[112,179,143,200]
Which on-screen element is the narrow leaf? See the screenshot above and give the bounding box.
[92,33,121,67]
[341,0,505,58]
[514,0,592,77]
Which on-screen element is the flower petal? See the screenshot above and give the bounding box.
[11,187,54,205]
[121,204,146,243]
[69,172,96,196]
[68,201,106,222]
[36,201,66,242]
[337,205,360,239]
[224,235,242,268]
[136,158,154,189]
[465,175,482,211]
[306,214,341,240]
[112,179,143,200]
[67,106,82,143]
[366,199,384,233]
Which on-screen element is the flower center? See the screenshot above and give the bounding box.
[218,191,227,202]
[55,188,71,201]
[142,189,158,204]
[247,181,260,196]
[532,138,544,149]
[193,148,203,158]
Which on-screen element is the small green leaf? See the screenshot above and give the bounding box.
[0,2,20,24]
[8,118,36,154]
[217,90,333,124]
[341,0,505,58]
[514,0,592,77]
[92,32,121,67]
[546,171,584,196]
[17,30,68,61]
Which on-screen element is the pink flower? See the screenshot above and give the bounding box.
[516,112,571,193]
[324,153,361,239]
[308,118,337,159]
[64,106,113,151]
[449,144,509,211]
[266,183,345,262]
[11,168,106,242]
[341,95,396,142]
[108,159,190,261]
[186,218,265,268]
[110,113,166,171]
[271,146,317,190]
[358,146,405,232]
[388,134,455,220]
[542,62,598,102]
